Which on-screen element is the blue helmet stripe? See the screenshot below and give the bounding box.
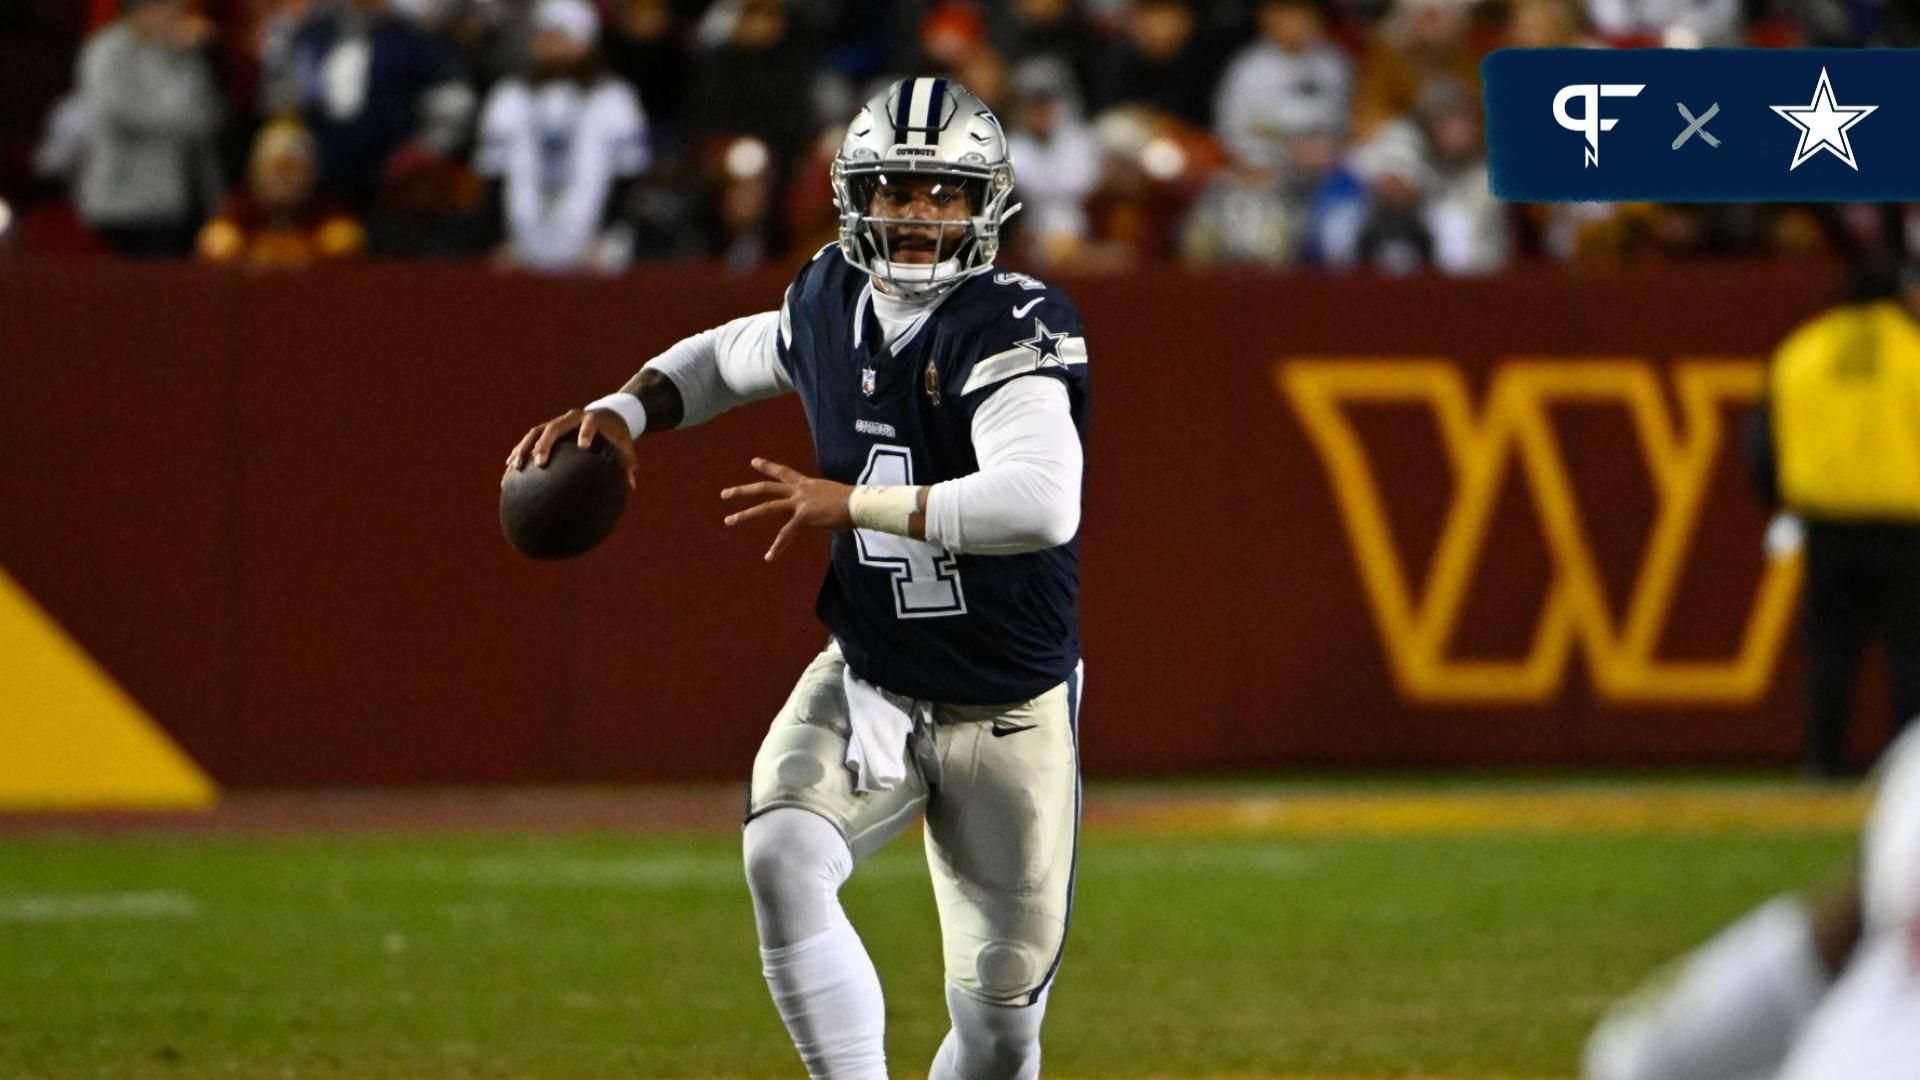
[893,79,915,145]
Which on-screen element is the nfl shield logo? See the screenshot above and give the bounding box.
[860,367,877,397]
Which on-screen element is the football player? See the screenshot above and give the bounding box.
[1583,725,1920,1080]
[506,78,1089,1080]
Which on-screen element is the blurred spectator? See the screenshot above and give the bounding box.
[1778,0,1920,47]
[712,133,777,269]
[1006,58,1102,267]
[1351,76,1506,273]
[1584,0,1741,46]
[913,5,1015,112]
[989,0,1097,97]
[278,0,455,210]
[689,0,825,264]
[255,1,314,114]
[477,0,649,273]
[6,0,1904,272]
[1762,259,1920,777]
[959,46,1014,114]
[1094,0,1220,129]
[1215,0,1352,172]
[1350,0,1479,139]
[1180,157,1291,267]
[1086,104,1225,267]
[72,0,225,258]
[33,94,90,191]
[2,2,88,211]
[364,142,493,257]
[197,118,365,266]
[1354,169,1430,272]
[921,1,989,71]
[1412,76,1505,273]
[1503,0,1599,47]
[1282,124,1369,267]
[20,93,106,258]
[690,0,822,163]
[417,0,533,90]
[604,0,693,151]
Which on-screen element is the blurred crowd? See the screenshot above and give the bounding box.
[2,0,1919,275]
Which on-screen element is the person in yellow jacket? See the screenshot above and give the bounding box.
[1768,259,1920,777]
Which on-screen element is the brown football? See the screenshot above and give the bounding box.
[499,436,629,560]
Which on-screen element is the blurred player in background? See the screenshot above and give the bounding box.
[1583,724,1920,1080]
[1761,261,1920,779]
[476,0,648,273]
[506,78,1089,1080]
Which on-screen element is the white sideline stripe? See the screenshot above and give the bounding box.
[960,339,1087,395]
[0,891,199,923]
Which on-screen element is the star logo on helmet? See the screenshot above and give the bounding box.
[1015,318,1071,367]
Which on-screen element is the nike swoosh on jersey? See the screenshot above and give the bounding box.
[989,722,1039,737]
[1011,298,1043,318]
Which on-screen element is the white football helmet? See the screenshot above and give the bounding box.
[832,77,1020,302]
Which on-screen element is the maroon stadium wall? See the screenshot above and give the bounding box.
[0,263,1885,786]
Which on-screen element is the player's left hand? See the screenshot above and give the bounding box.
[722,458,854,562]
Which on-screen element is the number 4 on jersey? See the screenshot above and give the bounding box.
[854,445,967,618]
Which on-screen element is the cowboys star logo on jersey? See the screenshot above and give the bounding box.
[1015,318,1072,368]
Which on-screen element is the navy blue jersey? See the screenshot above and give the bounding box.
[774,249,1090,705]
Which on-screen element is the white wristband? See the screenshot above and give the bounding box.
[584,392,647,440]
[847,485,920,536]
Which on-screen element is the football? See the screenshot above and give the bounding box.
[499,435,629,560]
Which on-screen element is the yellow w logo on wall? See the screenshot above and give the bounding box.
[1279,359,1801,705]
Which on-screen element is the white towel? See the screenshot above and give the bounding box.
[841,668,921,794]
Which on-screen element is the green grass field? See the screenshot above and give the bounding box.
[0,782,1863,1080]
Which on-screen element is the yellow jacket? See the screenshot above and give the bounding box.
[1771,300,1920,520]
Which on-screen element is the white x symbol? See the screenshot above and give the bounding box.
[1673,102,1721,149]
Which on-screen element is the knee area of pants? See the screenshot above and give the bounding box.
[972,939,1046,1000]
[743,816,844,894]
[743,837,806,894]
[949,991,1042,1073]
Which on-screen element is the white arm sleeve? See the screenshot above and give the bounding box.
[641,310,793,428]
[923,377,1082,555]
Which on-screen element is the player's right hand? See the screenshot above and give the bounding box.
[503,408,639,491]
